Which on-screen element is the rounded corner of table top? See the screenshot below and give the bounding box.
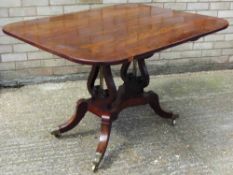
[221,18,230,29]
[3,20,20,30]
[2,23,11,35]
[2,22,22,40]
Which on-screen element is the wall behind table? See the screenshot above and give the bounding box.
[0,0,233,85]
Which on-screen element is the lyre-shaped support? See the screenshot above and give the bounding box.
[119,58,150,98]
[102,65,117,103]
[99,66,104,89]
[138,59,149,87]
[133,59,137,76]
[87,64,117,103]
[87,65,100,97]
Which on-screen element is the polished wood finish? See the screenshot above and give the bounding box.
[3,4,228,65]
[3,4,229,172]
[50,99,88,137]
[92,115,112,172]
[51,57,179,171]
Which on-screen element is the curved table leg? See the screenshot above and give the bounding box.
[51,99,88,137]
[146,91,179,125]
[92,115,112,172]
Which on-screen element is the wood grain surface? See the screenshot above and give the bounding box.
[3,4,228,65]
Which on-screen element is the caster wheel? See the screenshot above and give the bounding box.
[92,164,98,173]
[172,119,176,126]
[171,114,179,126]
[51,129,61,138]
[92,152,102,172]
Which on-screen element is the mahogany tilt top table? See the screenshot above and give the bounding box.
[3,4,228,172]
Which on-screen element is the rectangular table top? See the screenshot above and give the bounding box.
[3,4,228,65]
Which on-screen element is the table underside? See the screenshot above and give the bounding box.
[51,54,178,171]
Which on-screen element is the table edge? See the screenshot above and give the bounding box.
[2,10,229,65]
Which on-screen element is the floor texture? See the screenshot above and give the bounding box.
[1,70,233,175]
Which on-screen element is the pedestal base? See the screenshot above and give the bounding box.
[51,58,179,171]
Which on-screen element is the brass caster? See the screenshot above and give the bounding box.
[92,164,98,173]
[172,119,176,126]
[51,129,61,138]
[171,114,179,126]
[92,152,102,172]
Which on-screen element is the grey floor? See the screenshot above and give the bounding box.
[0,70,233,175]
